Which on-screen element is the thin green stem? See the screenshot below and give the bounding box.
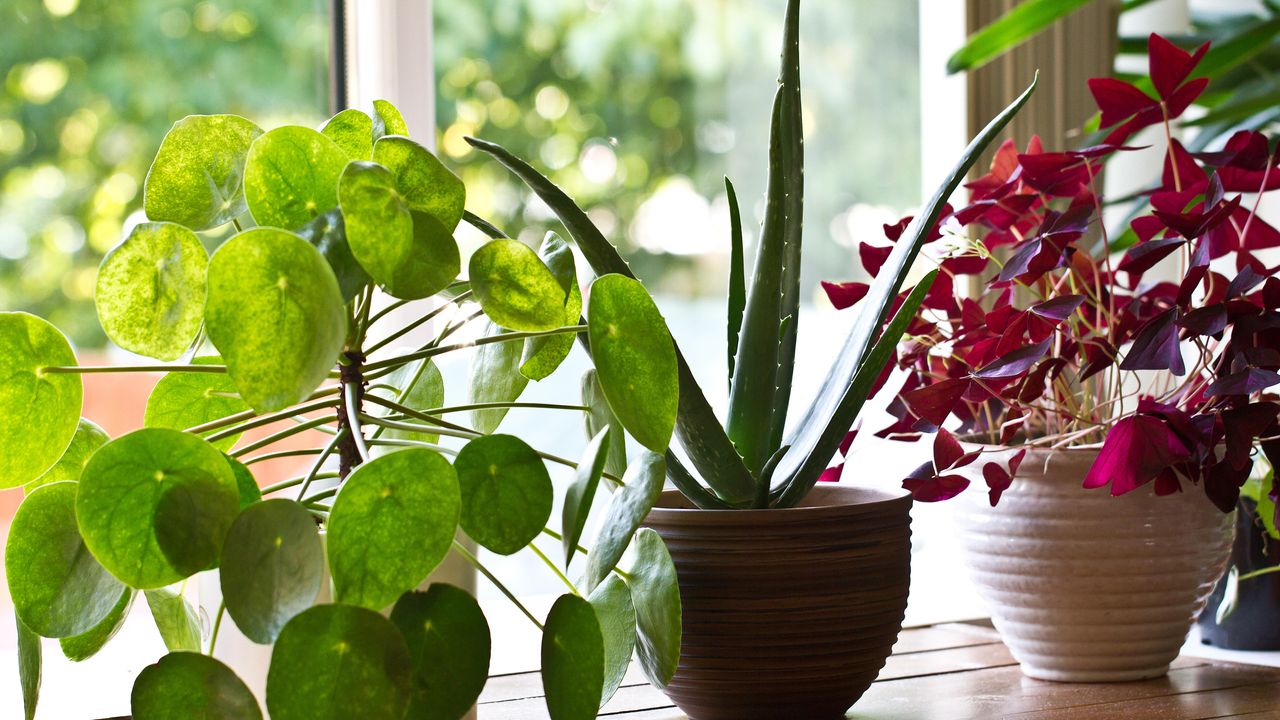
[454,541,543,631]
[1239,565,1280,582]
[362,325,587,373]
[230,416,336,458]
[301,487,338,504]
[418,401,590,415]
[367,438,458,455]
[366,298,411,328]
[243,448,326,466]
[185,385,341,436]
[528,541,579,596]
[206,398,338,443]
[365,292,474,356]
[208,601,225,656]
[361,395,477,434]
[297,430,346,501]
[540,527,588,557]
[358,415,479,441]
[42,364,226,375]
[344,384,371,464]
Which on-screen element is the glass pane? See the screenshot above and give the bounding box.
[435,0,923,615]
[0,0,331,345]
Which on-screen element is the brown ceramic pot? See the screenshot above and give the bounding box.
[642,484,912,720]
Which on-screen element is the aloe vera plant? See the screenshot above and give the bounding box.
[468,0,1038,510]
[2,98,689,720]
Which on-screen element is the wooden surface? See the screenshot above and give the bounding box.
[477,620,1280,719]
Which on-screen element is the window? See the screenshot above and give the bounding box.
[0,0,331,345]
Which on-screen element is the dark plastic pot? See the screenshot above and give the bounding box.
[1198,497,1280,650]
[642,485,912,720]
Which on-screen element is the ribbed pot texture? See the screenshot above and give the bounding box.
[955,446,1235,682]
[642,485,912,720]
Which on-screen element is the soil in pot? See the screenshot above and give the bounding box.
[1198,497,1280,651]
[642,485,912,720]
[956,446,1235,682]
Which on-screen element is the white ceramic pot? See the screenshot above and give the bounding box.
[954,446,1235,682]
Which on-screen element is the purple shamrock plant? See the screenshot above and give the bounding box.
[824,34,1280,514]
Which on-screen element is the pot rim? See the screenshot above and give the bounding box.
[649,484,911,517]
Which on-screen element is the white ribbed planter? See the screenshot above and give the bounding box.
[955,446,1235,682]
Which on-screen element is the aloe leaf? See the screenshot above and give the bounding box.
[772,76,1038,501]
[946,0,1093,74]
[772,271,937,508]
[465,136,757,506]
[725,177,745,388]
[725,0,802,475]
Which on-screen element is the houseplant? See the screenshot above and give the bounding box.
[1198,466,1280,650]
[465,0,1034,716]
[2,96,702,720]
[826,34,1279,681]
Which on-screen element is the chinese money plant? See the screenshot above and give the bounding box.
[4,98,687,720]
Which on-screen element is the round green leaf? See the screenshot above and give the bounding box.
[521,232,581,381]
[371,358,445,446]
[321,108,373,161]
[205,228,346,412]
[132,651,262,720]
[372,99,409,142]
[95,222,208,361]
[454,434,552,555]
[468,321,529,434]
[144,357,248,452]
[372,135,465,230]
[144,588,202,652]
[16,614,40,720]
[390,585,491,720]
[77,428,239,588]
[562,427,610,569]
[220,499,323,644]
[27,418,108,490]
[60,587,134,662]
[244,125,348,230]
[0,312,82,489]
[6,482,125,637]
[588,575,636,708]
[328,448,461,610]
[586,274,678,452]
[584,451,666,593]
[541,594,604,720]
[625,528,681,690]
[582,369,626,478]
[296,209,371,302]
[470,239,569,332]
[339,161,460,299]
[224,455,262,509]
[266,604,411,720]
[143,114,263,231]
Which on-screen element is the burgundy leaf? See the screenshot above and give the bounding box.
[902,377,971,428]
[1119,238,1184,278]
[1148,33,1209,100]
[902,462,970,503]
[1083,414,1192,495]
[1088,77,1156,128]
[933,428,965,471]
[1030,295,1085,322]
[1119,308,1186,375]
[1178,304,1227,336]
[974,338,1052,380]
[817,463,845,483]
[821,280,869,310]
[859,243,893,275]
[982,448,1027,506]
[1204,368,1280,397]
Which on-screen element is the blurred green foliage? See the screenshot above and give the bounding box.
[434,0,921,299]
[0,0,329,346]
[0,0,920,348]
